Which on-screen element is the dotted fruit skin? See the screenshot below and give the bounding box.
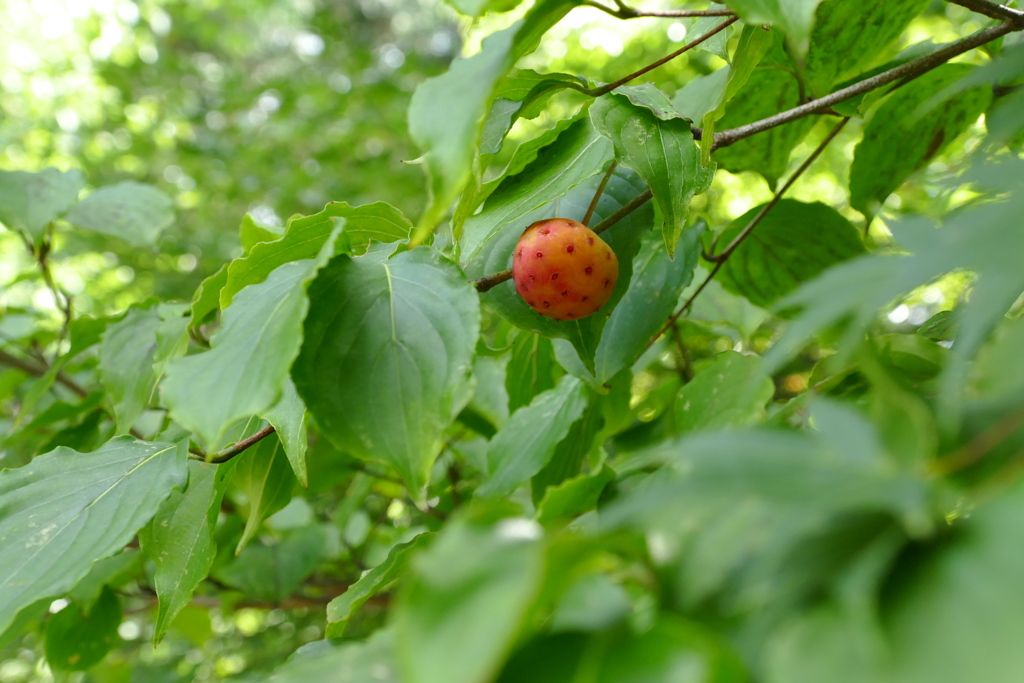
[512,218,619,321]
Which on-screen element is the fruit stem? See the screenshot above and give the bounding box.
[583,161,618,227]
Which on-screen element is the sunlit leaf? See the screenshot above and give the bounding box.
[0,167,84,241]
[64,182,174,247]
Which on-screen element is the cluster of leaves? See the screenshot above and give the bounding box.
[2,0,1024,681]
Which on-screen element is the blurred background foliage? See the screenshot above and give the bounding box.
[0,0,1018,681]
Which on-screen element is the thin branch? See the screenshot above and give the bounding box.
[712,21,1019,150]
[585,16,739,97]
[189,425,277,464]
[704,117,850,262]
[946,0,1024,25]
[583,161,617,227]
[648,116,850,349]
[35,233,74,353]
[931,406,1024,475]
[584,1,736,19]
[0,348,88,399]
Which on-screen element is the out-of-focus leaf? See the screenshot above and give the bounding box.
[164,231,337,450]
[263,630,397,683]
[98,307,161,434]
[591,88,713,255]
[444,0,522,17]
[327,534,432,636]
[44,587,122,671]
[716,199,865,308]
[409,0,575,236]
[0,167,84,241]
[478,376,588,498]
[239,212,285,253]
[536,465,615,526]
[917,310,957,342]
[0,437,187,635]
[293,247,479,499]
[394,518,545,683]
[67,551,140,612]
[675,351,774,432]
[232,433,295,554]
[850,64,991,218]
[724,0,824,55]
[215,526,327,602]
[64,182,174,247]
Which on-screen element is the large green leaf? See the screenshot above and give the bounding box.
[222,201,411,309]
[0,167,84,241]
[804,0,931,95]
[408,0,575,236]
[675,351,775,432]
[590,88,714,255]
[0,436,187,635]
[850,64,992,218]
[461,116,614,264]
[138,460,229,645]
[477,375,588,498]
[64,181,174,247]
[163,231,337,450]
[590,222,702,384]
[327,534,433,636]
[232,432,295,553]
[292,247,480,498]
[98,307,163,434]
[394,518,545,683]
[716,199,866,308]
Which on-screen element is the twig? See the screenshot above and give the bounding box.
[584,1,736,19]
[931,406,1024,475]
[583,161,617,227]
[583,16,739,97]
[189,425,277,464]
[946,0,1024,25]
[712,21,1019,150]
[0,348,88,399]
[648,117,850,349]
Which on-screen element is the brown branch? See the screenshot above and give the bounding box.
[712,21,1019,151]
[946,0,1024,25]
[190,425,277,464]
[585,16,739,97]
[0,348,88,399]
[584,1,737,19]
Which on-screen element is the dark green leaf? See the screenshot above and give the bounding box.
[98,307,162,434]
[716,199,865,308]
[44,587,121,671]
[232,433,295,553]
[536,465,615,526]
[675,351,774,432]
[215,526,327,602]
[293,247,480,498]
[0,437,187,635]
[505,331,558,413]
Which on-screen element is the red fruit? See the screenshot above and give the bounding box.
[512,218,619,321]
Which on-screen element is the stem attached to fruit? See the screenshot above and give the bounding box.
[583,161,618,227]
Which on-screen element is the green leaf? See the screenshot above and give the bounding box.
[139,460,228,644]
[478,375,588,498]
[918,310,957,342]
[461,116,614,264]
[590,222,703,384]
[481,70,589,155]
[0,436,187,635]
[164,232,337,450]
[265,630,398,683]
[232,433,295,554]
[394,518,545,683]
[591,89,713,255]
[724,0,824,55]
[98,307,162,434]
[850,64,992,218]
[536,464,615,526]
[408,0,575,236]
[0,167,84,241]
[189,263,228,329]
[215,525,326,602]
[239,212,284,253]
[672,68,731,124]
[261,377,309,488]
[293,247,480,498]
[505,332,558,413]
[445,0,523,17]
[64,181,174,247]
[44,587,121,671]
[326,534,433,636]
[675,351,775,432]
[716,199,866,308]
[67,551,140,612]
